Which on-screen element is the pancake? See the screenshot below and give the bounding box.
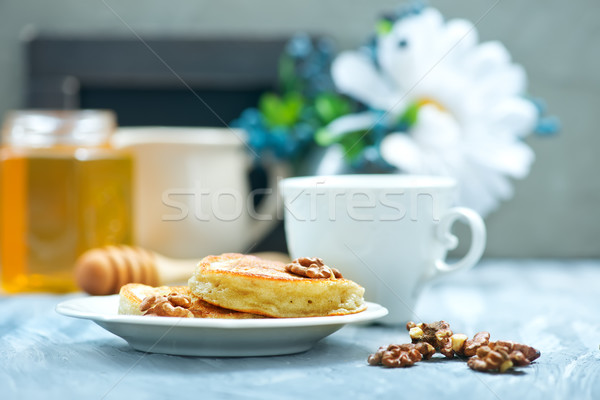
[118,283,262,319]
[188,253,366,318]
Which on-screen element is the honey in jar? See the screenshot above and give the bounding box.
[0,110,132,293]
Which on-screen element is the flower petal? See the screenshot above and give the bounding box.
[476,64,528,102]
[466,137,535,179]
[314,145,350,176]
[442,18,478,61]
[377,8,445,94]
[488,97,538,138]
[411,105,461,148]
[376,16,482,118]
[325,111,380,137]
[331,51,398,110]
[380,133,424,172]
[462,41,511,81]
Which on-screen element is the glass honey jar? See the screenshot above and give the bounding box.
[0,110,133,293]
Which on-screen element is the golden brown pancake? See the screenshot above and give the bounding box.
[118,283,262,319]
[188,253,366,318]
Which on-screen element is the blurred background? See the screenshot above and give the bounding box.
[0,0,597,258]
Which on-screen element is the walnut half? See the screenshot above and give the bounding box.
[285,257,343,279]
[368,342,436,368]
[407,320,454,357]
[467,340,540,372]
[139,293,194,318]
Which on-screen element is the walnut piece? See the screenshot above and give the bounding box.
[405,321,540,373]
[467,345,514,373]
[466,340,537,373]
[451,333,468,353]
[168,293,192,308]
[497,340,541,363]
[368,342,435,368]
[407,320,454,358]
[285,257,343,279]
[459,331,491,357]
[139,293,194,318]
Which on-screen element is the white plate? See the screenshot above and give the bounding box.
[56,295,388,357]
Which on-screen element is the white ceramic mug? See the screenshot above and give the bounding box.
[281,175,486,324]
[112,127,284,259]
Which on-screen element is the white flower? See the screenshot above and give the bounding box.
[330,7,538,216]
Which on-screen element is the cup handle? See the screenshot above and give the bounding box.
[433,207,486,276]
[247,162,290,242]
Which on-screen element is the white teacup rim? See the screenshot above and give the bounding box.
[112,126,246,147]
[281,174,457,190]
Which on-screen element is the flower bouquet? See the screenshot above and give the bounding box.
[234,4,557,216]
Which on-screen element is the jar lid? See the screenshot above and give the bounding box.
[2,110,116,147]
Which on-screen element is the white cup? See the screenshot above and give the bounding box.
[112,127,284,259]
[281,174,486,324]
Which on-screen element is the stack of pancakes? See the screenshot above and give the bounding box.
[119,253,366,318]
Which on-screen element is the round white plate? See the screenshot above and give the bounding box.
[56,295,388,357]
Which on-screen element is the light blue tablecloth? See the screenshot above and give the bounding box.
[1,260,600,400]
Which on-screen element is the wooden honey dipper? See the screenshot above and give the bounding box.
[74,245,290,295]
